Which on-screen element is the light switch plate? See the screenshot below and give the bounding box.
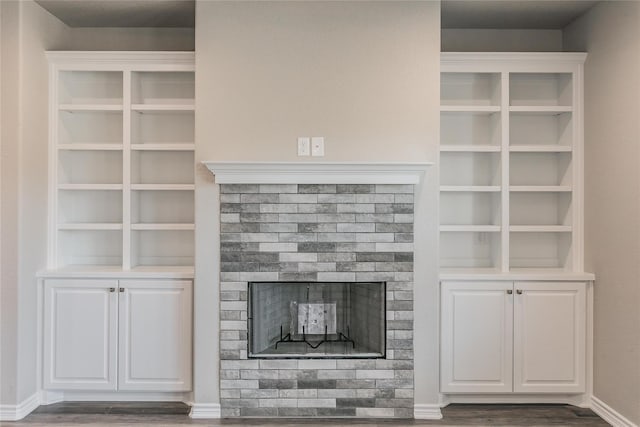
[311,137,324,156]
[297,137,310,156]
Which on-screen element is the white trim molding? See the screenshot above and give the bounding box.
[414,404,443,420]
[203,161,432,185]
[0,393,40,421]
[189,403,221,419]
[591,396,638,427]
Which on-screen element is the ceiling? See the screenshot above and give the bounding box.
[35,0,598,30]
[35,0,195,28]
[442,0,599,29]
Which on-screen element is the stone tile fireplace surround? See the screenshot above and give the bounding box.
[206,163,428,418]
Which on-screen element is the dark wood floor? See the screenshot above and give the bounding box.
[15,402,609,426]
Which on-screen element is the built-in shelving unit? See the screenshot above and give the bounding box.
[439,53,587,275]
[47,52,195,272]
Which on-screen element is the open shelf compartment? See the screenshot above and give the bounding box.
[131,230,194,267]
[440,231,501,270]
[59,71,123,106]
[441,73,501,107]
[441,152,501,187]
[441,192,501,227]
[131,151,194,185]
[58,229,123,267]
[131,71,194,106]
[509,73,573,107]
[510,232,572,270]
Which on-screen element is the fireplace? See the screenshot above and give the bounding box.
[248,281,386,358]
[205,162,428,418]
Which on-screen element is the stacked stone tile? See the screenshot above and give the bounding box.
[219,184,415,418]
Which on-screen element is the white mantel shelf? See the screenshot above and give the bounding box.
[203,161,432,185]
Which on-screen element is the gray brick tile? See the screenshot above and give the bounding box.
[356,252,394,262]
[299,184,336,194]
[221,379,258,389]
[221,184,259,193]
[279,272,318,281]
[259,379,296,389]
[317,272,355,282]
[336,379,376,389]
[336,243,375,252]
[240,194,279,204]
[336,360,376,369]
[318,252,356,262]
[337,203,375,213]
[279,194,318,204]
[240,213,279,223]
[317,408,356,416]
[241,233,279,243]
[260,223,298,232]
[278,233,317,243]
[394,214,414,223]
[317,389,357,398]
[298,203,338,214]
[297,379,336,389]
[394,194,414,203]
[317,232,356,242]
[298,262,336,272]
[220,213,240,223]
[336,262,376,272]
[395,233,414,242]
[259,398,297,408]
[279,213,318,223]
[239,408,277,417]
[220,194,240,203]
[259,184,298,193]
[259,359,298,369]
[221,223,261,233]
[278,408,318,417]
[297,398,336,408]
[376,223,413,233]
[375,242,413,252]
[221,389,241,399]
[260,203,298,213]
[316,213,356,223]
[356,233,394,243]
[298,222,337,233]
[258,242,297,252]
[221,242,259,252]
[280,252,317,262]
[317,194,356,203]
[355,213,394,223]
[336,223,375,233]
[337,184,373,193]
[220,233,241,242]
[298,242,337,252]
[337,398,375,408]
[355,194,395,203]
[279,389,317,398]
[241,389,279,398]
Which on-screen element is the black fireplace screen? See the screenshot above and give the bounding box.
[248,282,386,358]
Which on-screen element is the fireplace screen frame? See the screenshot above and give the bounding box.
[247,281,387,359]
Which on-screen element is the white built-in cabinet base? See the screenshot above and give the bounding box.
[440,280,588,395]
[42,278,192,393]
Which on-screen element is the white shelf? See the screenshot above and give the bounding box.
[58,223,123,231]
[441,145,501,152]
[510,225,572,233]
[441,186,501,192]
[131,104,195,112]
[440,225,501,232]
[131,184,195,191]
[58,184,123,191]
[509,106,573,114]
[58,144,123,151]
[441,106,501,113]
[59,104,123,112]
[37,265,194,279]
[131,144,195,151]
[509,145,571,152]
[440,268,594,281]
[509,186,572,192]
[131,223,195,231]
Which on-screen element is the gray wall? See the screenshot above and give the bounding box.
[0,0,194,406]
[563,2,640,424]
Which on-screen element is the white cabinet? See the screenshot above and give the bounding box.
[118,280,192,391]
[43,279,192,392]
[43,280,118,390]
[47,52,195,270]
[439,53,586,274]
[441,281,586,394]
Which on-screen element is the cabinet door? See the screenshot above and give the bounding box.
[441,281,513,393]
[43,279,118,390]
[514,281,586,393]
[118,280,192,391]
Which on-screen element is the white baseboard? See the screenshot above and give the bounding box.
[39,390,63,405]
[591,396,637,427]
[0,392,40,421]
[442,393,588,407]
[190,403,221,419]
[414,403,443,420]
[59,391,189,402]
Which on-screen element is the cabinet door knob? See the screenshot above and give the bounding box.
[516,289,523,295]
[506,289,513,295]
[119,287,125,293]
[109,287,115,293]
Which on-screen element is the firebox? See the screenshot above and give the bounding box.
[248,282,386,358]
